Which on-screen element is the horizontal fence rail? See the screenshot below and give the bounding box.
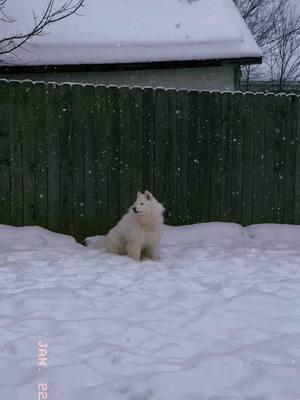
[0,80,300,241]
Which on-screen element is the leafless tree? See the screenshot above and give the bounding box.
[0,0,84,60]
[265,1,300,91]
[234,0,300,91]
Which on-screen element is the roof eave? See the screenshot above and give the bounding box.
[0,56,262,73]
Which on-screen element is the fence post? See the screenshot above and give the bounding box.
[294,96,300,224]
[0,80,10,225]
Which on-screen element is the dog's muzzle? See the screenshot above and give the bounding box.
[132,207,140,213]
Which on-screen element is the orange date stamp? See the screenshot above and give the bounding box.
[37,341,48,399]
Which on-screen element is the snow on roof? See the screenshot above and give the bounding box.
[1,0,262,66]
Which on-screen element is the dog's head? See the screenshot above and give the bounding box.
[131,191,164,217]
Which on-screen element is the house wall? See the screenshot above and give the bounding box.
[0,65,238,91]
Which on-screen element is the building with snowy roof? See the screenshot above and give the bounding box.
[0,0,262,90]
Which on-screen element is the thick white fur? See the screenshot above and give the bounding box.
[105,191,165,261]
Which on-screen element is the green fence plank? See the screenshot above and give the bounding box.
[165,90,178,224]
[9,81,24,226]
[198,91,211,222]
[252,93,265,224]
[21,82,36,226]
[57,83,73,235]
[295,97,300,224]
[284,95,298,224]
[71,84,85,241]
[95,86,109,234]
[154,88,168,209]
[119,87,132,215]
[131,87,143,200]
[209,92,222,221]
[187,90,200,224]
[0,81,10,224]
[82,85,97,238]
[230,92,243,222]
[107,86,121,227]
[141,88,154,194]
[34,82,48,228]
[175,90,188,225]
[263,94,276,223]
[273,95,286,223]
[241,93,255,225]
[46,83,60,233]
[220,92,232,221]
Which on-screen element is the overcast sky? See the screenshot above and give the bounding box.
[291,0,300,11]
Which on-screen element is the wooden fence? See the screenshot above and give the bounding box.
[0,79,300,241]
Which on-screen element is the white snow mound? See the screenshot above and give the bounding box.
[162,222,245,246]
[0,225,78,249]
[246,223,300,245]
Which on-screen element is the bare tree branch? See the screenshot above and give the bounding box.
[265,3,300,91]
[235,0,300,91]
[0,0,14,23]
[0,0,84,58]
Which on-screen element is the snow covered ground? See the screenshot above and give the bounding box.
[1,222,300,399]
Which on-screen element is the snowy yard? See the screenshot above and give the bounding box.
[1,222,300,400]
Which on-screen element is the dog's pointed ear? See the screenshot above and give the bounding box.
[137,191,142,198]
[145,191,153,201]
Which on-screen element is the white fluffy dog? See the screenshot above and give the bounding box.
[105,191,165,261]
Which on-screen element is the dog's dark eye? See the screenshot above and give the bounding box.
[140,203,144,205]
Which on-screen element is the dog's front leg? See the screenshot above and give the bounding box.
[126,242,141,262]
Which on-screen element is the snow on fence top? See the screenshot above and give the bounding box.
[2,0,262,66]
